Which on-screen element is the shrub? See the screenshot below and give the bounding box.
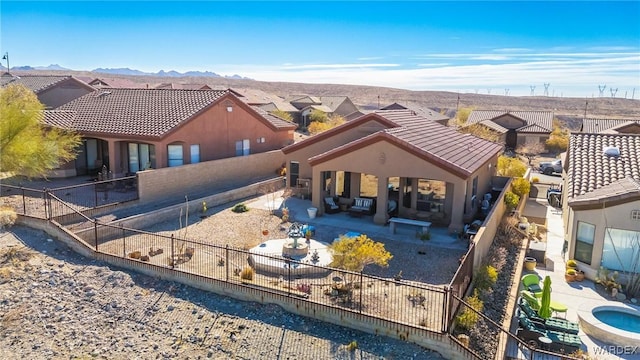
[455,290,484,331]
[474,265,498,291]
[496,156,527,177]
[240,266,254,280]
[346,340,358,351]
[232,203,249,213]
[566,259,577,268]
[511,178,531,197]
[503,191,520,210]
[531,177,540,183]
[0,206,17,228]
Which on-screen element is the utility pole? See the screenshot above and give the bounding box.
[598,84,606,97]
[504,89,510,96]
[530,86,536,96]
[584,99,588,119]
[544,83,550,96]
[456,93,460,112]
[1,52,9,73]
[610,88,618,98]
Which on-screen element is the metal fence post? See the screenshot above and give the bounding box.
[21,187,26,215]
[171,234,175,269]
[443,286,450,333]
[287,259,291,296]
[93,219,98,252]
[225,245,229,281]
[94,184,99,208]
[122,225,126,258]
[359,271,363,313]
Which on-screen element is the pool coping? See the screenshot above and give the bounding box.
[577,302,640,347]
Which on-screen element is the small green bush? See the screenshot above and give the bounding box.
[346,340,358,351]
[474,265,498,290]
[511,178,531,197]
[232,203,249,213]
[455,291,484,331]
[531,177,540,183]
[0,206,17,228]
[504,191,520,210]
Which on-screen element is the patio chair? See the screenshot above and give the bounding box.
[516,313,581,353]
[521,273,543,297]
[323,197,341,214]
[517,298,579,334]
[520,290,568,318]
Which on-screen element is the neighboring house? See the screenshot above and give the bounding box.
[287,95,359,126]
[233,88,299,115]
[580,118,640,134]
[155,83,213,90]
[381,102,450,125]
[466,110,553,149]
[282,109,503,231]
[562,133,640,280]
[0,73,95,108]
[49,88,296,177]
[78,77,146,89]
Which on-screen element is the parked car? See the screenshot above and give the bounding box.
[539,159,562,175]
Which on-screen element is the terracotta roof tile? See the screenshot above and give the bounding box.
[570,177,640,206]
[467,110,553,132]
[567,133,640,201]
[58,88,228,137]
[0,74,91,94]
[42,110,76,129]
[251,106,297,129]
[581,118,640,133]
[310,109,502,177]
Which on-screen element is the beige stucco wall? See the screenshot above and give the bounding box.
[309,139,498,230]
[137,150,284,203]
[285,119,388,185]
[517,133,549,146]
[567,200,640,279]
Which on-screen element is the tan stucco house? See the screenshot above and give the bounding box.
[562,133,640,280]
[282,109,503,231]
[1,73,95,108]
[466,110,553,149]
[47,88,296,177]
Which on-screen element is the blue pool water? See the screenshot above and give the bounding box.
[593,310,640,333]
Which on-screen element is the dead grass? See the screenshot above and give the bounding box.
[0,246,34,267]
[1,304,26,328]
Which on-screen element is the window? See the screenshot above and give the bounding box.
[190,144,200,164]
[602,228,640,272]
[128,143,154,172]
[168,144,184,167]
[235,139,250,156]
[575,221,595,264]
[290,161,299,189]
[632,210,640,220]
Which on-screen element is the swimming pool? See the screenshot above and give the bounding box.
[578,304,640,347]
[593,309,640,333]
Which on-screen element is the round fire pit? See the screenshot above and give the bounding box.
[282,240,309,257]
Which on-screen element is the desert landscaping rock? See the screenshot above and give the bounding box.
[0,226,444,360]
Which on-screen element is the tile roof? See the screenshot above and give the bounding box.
[303,104,333,113]
[474,120,509,134]
[569,177,640,206]
[56,88,294,138]
[155,83,211,90]
[233,88,298,112]
[581,118,640,133]
[380,102,449,122]
[42,110,76,129]
[318,96,349,112]
[250,106,297,129]
[566,133,640,202]
[0,74,92,94]
[88,77,147,88]
[467,110,553,133]
[308,109,503,177]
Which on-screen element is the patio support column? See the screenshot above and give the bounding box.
[330,171,337,197]
[398,177,407,215]
[411,178,418,210]
[106,139,119,177]
[448,180,466,233]
[373,176,388,224]
[350,172,361,200]
[311,166,323,215]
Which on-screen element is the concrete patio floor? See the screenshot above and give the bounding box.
[519,200,640,360]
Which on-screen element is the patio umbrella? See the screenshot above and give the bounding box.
[538,275,552,319]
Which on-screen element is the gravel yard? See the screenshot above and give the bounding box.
[0,226,445,360]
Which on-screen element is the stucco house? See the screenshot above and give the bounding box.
[287,95,359,126]
[47,88,296,177]
[466,110,553,149]
[282,109,503,231]
[580,118,640,134]
[233,88,299,115]
[380,102,450,125]
[562,133,640,280]
[1,73,95,108]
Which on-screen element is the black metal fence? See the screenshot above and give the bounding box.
[448,242,475,325]
[0,176,138,220]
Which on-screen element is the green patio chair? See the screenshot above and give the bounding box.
[520,290,568,316]
[521,273,542,297]
[516,313,582,353]
[517,298,579,334]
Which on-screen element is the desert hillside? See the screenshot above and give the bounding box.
[21,70,640,130]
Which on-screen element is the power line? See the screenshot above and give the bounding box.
[543,83,550,97]
[530,86,536,96]
[610,88,618,98]
[598,85,606,97]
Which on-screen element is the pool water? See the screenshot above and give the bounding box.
[593,310,640,333]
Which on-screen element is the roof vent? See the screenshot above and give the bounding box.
[95,91,112,98]
[603,146,620,157]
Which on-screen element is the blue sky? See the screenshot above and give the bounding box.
[1,1,639,97]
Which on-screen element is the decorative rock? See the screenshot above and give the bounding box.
[631,298,638,304]
[616,292,627,301]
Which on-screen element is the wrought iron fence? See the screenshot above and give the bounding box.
[450,293,580,360]
[448,242,475,326]
[0,176,138,220]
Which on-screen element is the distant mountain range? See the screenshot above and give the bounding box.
[2,64,249,79]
